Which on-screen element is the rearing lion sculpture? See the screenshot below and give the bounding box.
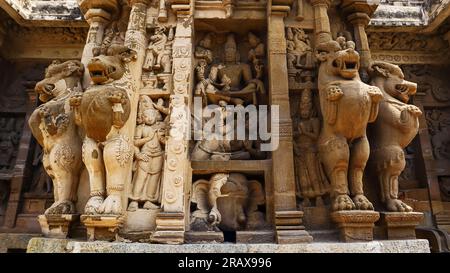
[369,61,421,212]
[316,38,383,211]
[29,60,84,215]
[70,45,136,215]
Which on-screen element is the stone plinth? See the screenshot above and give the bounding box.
[236,230,275,244]
[331,211,380,242]
[185,231,224,243]
[26,238,430,253]
[275,211,313,244]
[378,212,424,240]
[38,214,79,239]
[81,215,124,241]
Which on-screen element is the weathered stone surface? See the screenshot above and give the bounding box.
[331,211,380,242]
[0,233,42,253]
[378,212,424,240]
[26,237,430,253]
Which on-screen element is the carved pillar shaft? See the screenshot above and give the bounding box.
[152,10,194,244]
[268,6,312,243]
[348,13,371,79]
[81,9,111,88]
[310,0,332,44]
[121,0,150,210]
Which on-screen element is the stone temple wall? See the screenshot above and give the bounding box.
[0,0,448,253]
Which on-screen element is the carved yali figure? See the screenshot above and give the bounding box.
[70,44,136,215]
[294,90,329,207]
[286,27,313,70]
[128,96,167,211]
[191,173,266,231]
[316,38,383,211]
[143,26,174,74]
[369,61,421,212]
[28,60,84,215]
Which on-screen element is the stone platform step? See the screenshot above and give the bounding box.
[26,238,430,253]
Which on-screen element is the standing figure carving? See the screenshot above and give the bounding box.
[128,96,167,211]
[28,60,84,215]
[286,27,313,70]
[294,90,329,207]
[316,37,383,211]
[368,61,421,212]
[143,26,173,74]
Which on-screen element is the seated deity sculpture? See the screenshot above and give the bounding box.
[194,33,265,106]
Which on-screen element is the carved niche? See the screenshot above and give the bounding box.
[190,31,268,161]
[190,173,267,232]
[142,25,175,93]
[425,108,450,161]
[0,116,24,171]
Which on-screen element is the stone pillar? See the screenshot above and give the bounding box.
[122,0,151,213]
[80,9,112,88]
[347,12,371,81]
[310,0,332,44]
[152,7,193,244]
[268,5,312,244]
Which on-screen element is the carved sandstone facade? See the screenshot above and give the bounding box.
[0,0,449,251]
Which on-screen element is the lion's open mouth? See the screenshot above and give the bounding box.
[343,61,357,70]
[395,84,412,102]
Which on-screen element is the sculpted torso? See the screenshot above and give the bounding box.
[372,98,420,148]
[319,80,374,140]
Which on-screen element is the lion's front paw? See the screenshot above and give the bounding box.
[107,91,127,105]
[69,92,83,107]
[353,194,374,210]
[45,200,75,215]
[99,194,122,215]
[406,105,422,117]
[84,196,104,215]
[326,85,344,101]
[386,199,413,212]
[368,86,383,103]
[38,105,51,118]
[332,194,355,211]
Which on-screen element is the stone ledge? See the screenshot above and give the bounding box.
[27,238,430,253]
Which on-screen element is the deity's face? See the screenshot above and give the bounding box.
[249,34,259,47]
[142,110,157,125]
[201,36,212,49]
[224,47,237,63]
[300,101,312,119]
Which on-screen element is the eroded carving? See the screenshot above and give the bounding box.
[369,61,421,212]
[28,60,84,215]
[190,173,266,231]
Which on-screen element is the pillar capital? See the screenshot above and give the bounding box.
[310,0,331,8]
[347,12,371,26]
[84,8,112,24]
